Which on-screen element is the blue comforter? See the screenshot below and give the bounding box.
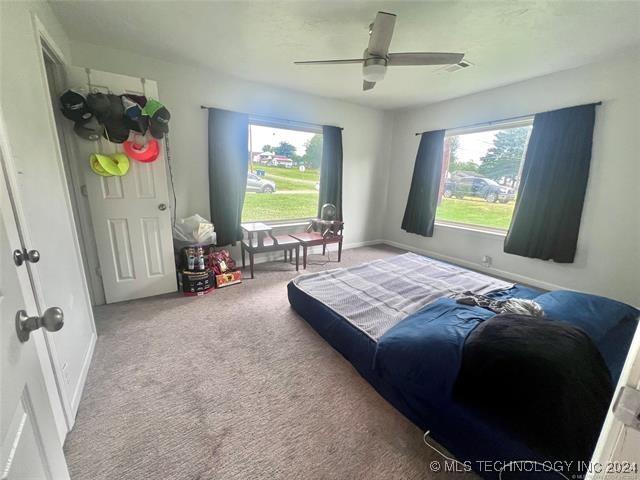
[374,299,494,407]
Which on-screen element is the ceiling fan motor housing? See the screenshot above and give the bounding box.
[363,57,387,82]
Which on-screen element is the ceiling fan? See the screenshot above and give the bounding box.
[294,11,465,91]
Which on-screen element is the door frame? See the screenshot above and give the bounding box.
[38,24,106,307]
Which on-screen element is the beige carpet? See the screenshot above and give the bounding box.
[64,245,477,480]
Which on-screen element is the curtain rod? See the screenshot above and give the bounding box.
[200,105,343,131]
[414,101,602,136]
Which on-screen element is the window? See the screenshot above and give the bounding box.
[435,118,533,231]
[242,122,321,223]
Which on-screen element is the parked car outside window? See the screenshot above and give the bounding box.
[246,173,276,193]
[444,176,515,203]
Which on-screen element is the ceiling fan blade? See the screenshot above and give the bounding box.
[368,11,396,57]
[294,59,363,65]
[387,52,464,66]
[363,80,376,91]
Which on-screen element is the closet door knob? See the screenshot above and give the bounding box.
[158,203,167,211]
[26,249,40,263]
[13,249,24,266]
[12,249,40,266]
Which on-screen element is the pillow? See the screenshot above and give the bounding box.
[454,313,613,463]
[535,290,638,343]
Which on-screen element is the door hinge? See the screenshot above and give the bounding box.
[80,185,88,197]
[95,266,102,278]
[612,385,640,431]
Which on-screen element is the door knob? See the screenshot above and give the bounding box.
[13,249,24,266]
[12,249,40,266]
[26,249,40,263]
[158,203,167,211]
[15,307,64,343]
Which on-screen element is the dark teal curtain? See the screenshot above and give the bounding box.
[317,126,343,220]
[504,104,597,262]
[208,108,249,246]
[401,130,446,237]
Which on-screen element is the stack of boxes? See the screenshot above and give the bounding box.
[177,246,241,296]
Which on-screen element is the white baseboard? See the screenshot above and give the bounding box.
[379,239,566,292]
[342,239,384,250]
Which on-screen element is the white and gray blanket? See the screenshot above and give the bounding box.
[293,252,513,341]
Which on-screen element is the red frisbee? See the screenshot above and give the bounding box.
[123,137,159,163]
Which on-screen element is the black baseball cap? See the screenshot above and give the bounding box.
[73,117,104,141]
[60,89,93,123]
[86,93,112,123]
[124,116,149,134]
[88,93,129,143]
[103,119,130,144]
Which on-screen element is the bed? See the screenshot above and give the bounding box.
[288,252,639,479]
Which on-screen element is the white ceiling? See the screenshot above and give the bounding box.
[49,1,640,110]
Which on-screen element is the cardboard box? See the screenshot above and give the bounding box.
[215,270,242,288]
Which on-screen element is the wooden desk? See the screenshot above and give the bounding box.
[240,223,300,278]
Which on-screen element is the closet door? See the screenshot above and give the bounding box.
[63,67,177,304]
[1,147,70,480]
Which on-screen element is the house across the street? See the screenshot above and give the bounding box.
[254,152,294,168]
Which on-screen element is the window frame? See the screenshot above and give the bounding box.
[436,116,534,234]
[244,117,322,225]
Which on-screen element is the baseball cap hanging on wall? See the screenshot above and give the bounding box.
[85,93,129,143]
[60,89,93,123]
[143,99,170,139]
[102,94,130,143]
[124,94,147,108]
[86,93,112,123]
[73,117,104,141]
[121,95,149,134]
[60,89,103,142]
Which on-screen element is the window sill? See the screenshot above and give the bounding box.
[435,220,507,238]
[254,219,312,229]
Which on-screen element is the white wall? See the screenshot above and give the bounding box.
[0,0,96,437]
[383,51,640,307]
[70,42,391,248]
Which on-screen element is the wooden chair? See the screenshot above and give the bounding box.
[289,219,344,269]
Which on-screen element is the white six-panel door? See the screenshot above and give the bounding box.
[63,67,176,304]
[1,148,69,480]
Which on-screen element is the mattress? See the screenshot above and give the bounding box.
[288,254,546,480]
[288,278,543,480]
[292,252,513,341]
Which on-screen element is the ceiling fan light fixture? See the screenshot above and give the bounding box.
[362,58,387,82]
